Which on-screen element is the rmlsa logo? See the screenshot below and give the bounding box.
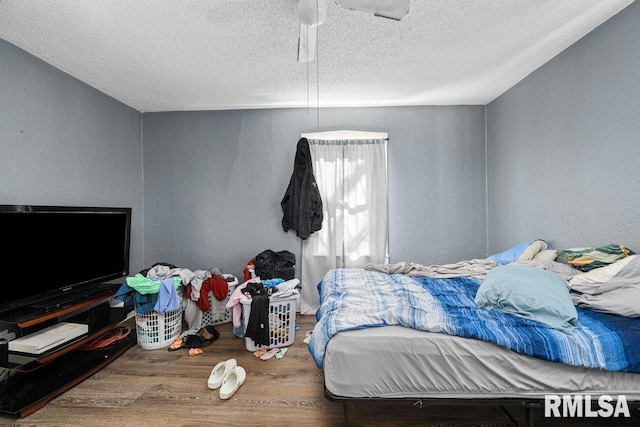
[545,395,630,418]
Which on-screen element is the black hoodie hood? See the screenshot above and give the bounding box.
[294,138,313,179]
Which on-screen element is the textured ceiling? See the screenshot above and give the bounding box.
[0,0,634,112]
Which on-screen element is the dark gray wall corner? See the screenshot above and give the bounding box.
[486,1,640,254]
[0,38,145,274]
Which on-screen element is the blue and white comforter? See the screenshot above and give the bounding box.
[308,268,640,373]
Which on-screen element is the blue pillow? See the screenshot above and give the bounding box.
[475,264,578,333]
[488,240,536,265]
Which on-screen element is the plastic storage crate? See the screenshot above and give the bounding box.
[202,274,238,326]
[135,307,182,350]
[241,293,298,351]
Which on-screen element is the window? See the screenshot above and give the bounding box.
[299,131,388,314]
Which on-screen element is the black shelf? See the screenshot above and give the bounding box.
[0,329,135,417]
[0,283,121,326]
[0,293,134,418]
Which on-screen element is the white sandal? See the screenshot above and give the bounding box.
[207,358,237,390]
[219,366,246,400]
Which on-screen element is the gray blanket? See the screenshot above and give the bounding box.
[571,255,640,318]
[365,258,497,280]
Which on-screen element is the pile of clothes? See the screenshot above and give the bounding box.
[114,262,234,353]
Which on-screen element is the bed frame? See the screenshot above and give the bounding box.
[325,388,639,427]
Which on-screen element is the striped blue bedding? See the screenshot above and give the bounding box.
[308,268,640,373]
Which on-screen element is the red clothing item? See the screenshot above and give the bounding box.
[207,274,229,301]
[186,283,210,312]
[185,274,229,312]
[244,259,255,282]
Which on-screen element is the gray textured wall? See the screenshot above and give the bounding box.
[143,106,487,279]
[486,1,640,254]
[4,0,637,283]
[0,39,145,274]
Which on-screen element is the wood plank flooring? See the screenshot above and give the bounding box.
[1,315,638,426]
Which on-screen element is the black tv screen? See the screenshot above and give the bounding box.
[0,205,131,312]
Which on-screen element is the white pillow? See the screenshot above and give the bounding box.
[569,255,635,287]
[516,240,549,262]
[534,249,559,261]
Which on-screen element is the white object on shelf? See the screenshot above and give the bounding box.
[8,322,88,354]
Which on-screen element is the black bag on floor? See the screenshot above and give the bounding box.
[254,249,296,280]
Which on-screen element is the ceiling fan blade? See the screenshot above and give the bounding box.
[335,0,410,20]
[297,23,317,63]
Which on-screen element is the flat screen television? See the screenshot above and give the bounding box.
[0,205,131,315]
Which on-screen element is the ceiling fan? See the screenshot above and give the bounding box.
[297,0,410,63]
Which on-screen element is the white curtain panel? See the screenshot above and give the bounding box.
[300,137,388,314]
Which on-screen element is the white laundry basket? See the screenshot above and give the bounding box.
[135,307,183,350]
[241,293,298,352]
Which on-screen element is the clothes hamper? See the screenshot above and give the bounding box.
[135,307,182,350]
[241,293,298,351]
[203,274,238,326]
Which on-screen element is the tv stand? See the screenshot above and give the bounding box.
[0,291,135,418]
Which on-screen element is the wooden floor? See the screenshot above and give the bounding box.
[1,315,638,427]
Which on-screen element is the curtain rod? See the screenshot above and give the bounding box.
[301,131,389,140]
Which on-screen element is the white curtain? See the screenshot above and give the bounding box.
[300,135,388,314]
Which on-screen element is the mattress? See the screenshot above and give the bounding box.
[323,325,640,400]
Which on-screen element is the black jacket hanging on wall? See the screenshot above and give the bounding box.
[281,138,323,240]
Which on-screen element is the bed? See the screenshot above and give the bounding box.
[308,257,640,426]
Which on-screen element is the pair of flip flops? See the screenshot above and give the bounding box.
[253,347,287,360]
